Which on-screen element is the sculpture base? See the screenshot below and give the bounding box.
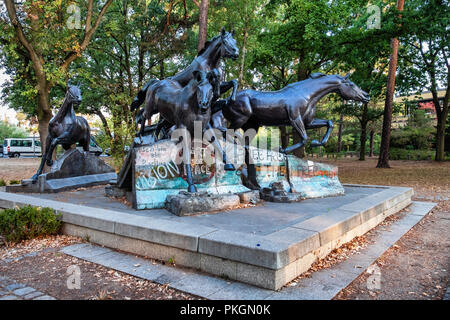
[7,149,116,194]
[165,192,242,216]
[0,185,414,290]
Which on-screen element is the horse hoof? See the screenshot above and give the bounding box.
[279,147,287,154]
[31,175,39,183]
[224,164,235,171]
[46,160,53,166]
[188,185,198,193]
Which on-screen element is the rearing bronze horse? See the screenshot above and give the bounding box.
[32,83,91,181]
[131,28,239,133]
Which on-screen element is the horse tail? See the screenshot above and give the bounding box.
[131,79,159,111]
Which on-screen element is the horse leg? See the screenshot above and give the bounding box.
[220,80,238,102]
[182,140,197,193]
[204,124,235,171]
[241,123,260,190]
[227,97,252,130]
[46,132,71,166]
[281,116,308,154]
[306,119,334,147]
[138,116,146,140]
[32,135,53,181]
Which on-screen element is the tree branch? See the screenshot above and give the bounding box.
[3,0,44,79]
[61,0,114,70]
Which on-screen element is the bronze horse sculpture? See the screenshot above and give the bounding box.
[32,83,91,181]
[219,73,370,189]
[141,70,232,193]
[131,28,239,134]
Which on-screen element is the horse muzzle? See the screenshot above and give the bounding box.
[361,93,370,104]
[199,103,210,114]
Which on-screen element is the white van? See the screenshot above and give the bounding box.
[3,136,103,158]
[76,137,103,156]
[3,137,42,158]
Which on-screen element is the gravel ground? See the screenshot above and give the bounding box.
[0,236,198,300]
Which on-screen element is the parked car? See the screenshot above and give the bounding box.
[3,137,42,158]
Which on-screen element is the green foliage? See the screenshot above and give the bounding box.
[9,180,21,185]
[0,121,29,142]
[0,206,62,243]
[389,148,435,161]
[0,179,6,187]
[390,110,435,150]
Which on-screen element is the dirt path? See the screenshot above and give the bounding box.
[0,236,197,300]
[335,204,450,300]
[0,158,40,182]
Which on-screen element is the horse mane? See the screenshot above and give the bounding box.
[197,35,221,56]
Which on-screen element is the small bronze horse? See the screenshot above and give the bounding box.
[141,70,232,192]
[32,83,90,181]
[220,73,370,189]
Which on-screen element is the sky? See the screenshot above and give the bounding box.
[0,67,18,125]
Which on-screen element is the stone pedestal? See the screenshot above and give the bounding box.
[7,149,116,193]
[166,192,241,216]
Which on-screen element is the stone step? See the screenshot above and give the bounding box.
[59,201,436,300]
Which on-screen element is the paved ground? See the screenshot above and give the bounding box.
[0,276,55,300]
[29,185,384,236]
[57,201,435,300]
[0,239,197,300]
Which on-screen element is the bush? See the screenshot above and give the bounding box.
[0,179,6,187]
[389,148,434,161]
[0,206,62,243]
[9,180,21,185]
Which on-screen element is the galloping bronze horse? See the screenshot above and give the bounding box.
[32,83,90,181]
[141,70,230,192]
[220,73,370,189]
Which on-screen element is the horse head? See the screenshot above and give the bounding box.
[219,27,239,60]
[336,73,370,104]
[192,70,213,114]
[67,81,82,106]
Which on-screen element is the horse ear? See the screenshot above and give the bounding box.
[221,27,226,37]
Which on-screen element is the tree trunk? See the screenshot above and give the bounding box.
[431,84,449,161]
[360,104,368,161]
[197,0,209,52]
[293,62,308,158]
[369,130,375,157]
[238,5,249,86]
[337,113,344,153]
[435,110,448,161]
[160,60,165,79]
[359,124,367,161]
[280,127,289,150]
[377,0,404,168]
